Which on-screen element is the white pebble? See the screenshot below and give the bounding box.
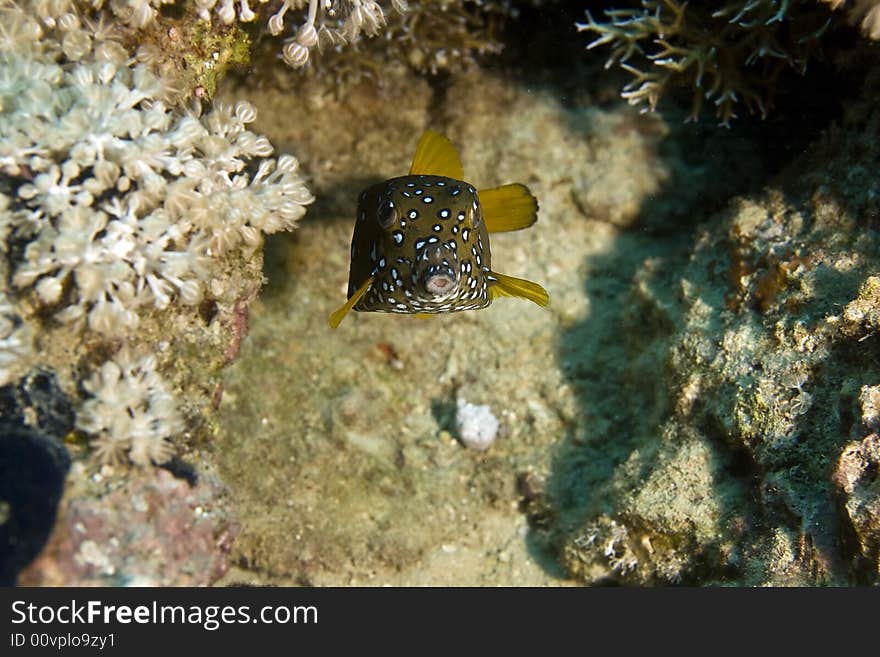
[455,398,499,451]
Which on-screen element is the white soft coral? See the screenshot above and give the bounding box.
[77,348,181,466]
[3,56,312,336]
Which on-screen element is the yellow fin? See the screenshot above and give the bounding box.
[414,313,433,320]
[489,271,549,307]
[329,277,373,328]
[409,130,465,180]
[479,184,538,233]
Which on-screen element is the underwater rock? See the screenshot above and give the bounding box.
[552,67,880,585]
[834,433,880,577]
[833,385,880,580]
[18,466,236,586]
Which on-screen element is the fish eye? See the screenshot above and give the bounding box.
[377,199,399,229]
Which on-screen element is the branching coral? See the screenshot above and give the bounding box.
[577,0,838,123]
[76,348,182,466]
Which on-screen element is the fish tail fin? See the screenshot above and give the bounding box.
[489,271,549,307]
[478,184,538,233]
[329,277,373,328]
[409,130,465,180]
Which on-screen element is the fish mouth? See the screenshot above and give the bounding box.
[421,265,459,299]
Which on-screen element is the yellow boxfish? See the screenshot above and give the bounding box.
[329,130,549,328]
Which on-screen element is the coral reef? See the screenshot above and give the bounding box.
[246,0,516,93]
[2,54,311,336]
[0,0,313,472]
[576,0,861,123]
[1,0,312,581]
[76,349,182,466]
[18,466,237,585]
[208,50,768,584]
[0,291,33,386]
[267,0,402,68]
[548,68,880,585]
[7,0,880,588]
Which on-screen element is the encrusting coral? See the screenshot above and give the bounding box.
[576,0,868,124]
[0,0,314,466]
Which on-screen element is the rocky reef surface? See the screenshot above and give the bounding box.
[4,0,880,586]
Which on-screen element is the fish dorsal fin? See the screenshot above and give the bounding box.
[478,184,538,233]
[488,271,549,307]
[329,276,374,328]
[409,130,465,180]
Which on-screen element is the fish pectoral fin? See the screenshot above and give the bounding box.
[488,271,549,308]
[478,184,538,233]
[409,130,465,180]
[414,313,433,320]
[329,277,374,328]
